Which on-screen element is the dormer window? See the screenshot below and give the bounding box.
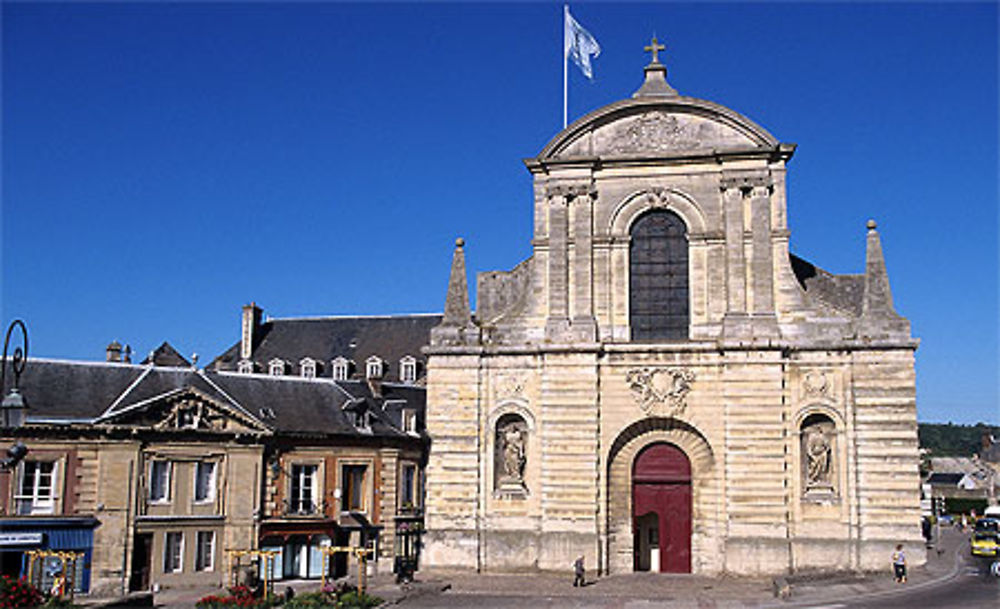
[300,357,317,379]
[353,410,371,430]
[400,356,417,384]
[402,409,417,434]
[238,359,254,374]
[332,357,351,381]
[269,359,286,376]
[365,356,384,380]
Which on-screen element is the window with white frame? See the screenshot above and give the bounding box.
[400,463,417,508]
[402,409,417,434]
[16,461,57,515]
[290,464,318,514]
[238,359,254,374]
[365,356,383,379]
[300,357,317,379]
[399,356,417,384]
[164,531,183,573]
[331,357,350,381]
[149,460,172,503]
[341,464,367,512]
[269,359,286,376]
[194,461,216,503]
[195,531,215,571]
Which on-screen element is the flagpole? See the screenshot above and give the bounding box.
[563,4,568,129]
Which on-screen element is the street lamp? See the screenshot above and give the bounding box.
[1,319,29,469]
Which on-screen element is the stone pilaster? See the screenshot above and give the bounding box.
[571,190,597,341]
[546,192,570,340]
[721,182,749,337]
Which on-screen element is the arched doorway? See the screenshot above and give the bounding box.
[632,442,691,573]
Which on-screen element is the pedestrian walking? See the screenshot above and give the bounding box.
[891,543,907,583]
[573,555,585,587]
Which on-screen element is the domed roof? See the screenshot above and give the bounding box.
[533,47,791,164]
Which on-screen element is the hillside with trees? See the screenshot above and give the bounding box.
[918,422,999,457]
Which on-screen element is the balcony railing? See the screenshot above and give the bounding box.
[282,498,327,516]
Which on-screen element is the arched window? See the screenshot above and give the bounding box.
[629,210,689,341]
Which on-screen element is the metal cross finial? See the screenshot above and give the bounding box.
[644,36,666,64]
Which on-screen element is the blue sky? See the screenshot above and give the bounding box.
[3,2,997,425]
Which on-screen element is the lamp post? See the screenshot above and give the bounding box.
[1,319,29,469]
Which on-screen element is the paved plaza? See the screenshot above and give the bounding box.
[132,527,995,609]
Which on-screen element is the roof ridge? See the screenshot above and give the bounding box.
[15,356,148,369]
[211,370,344,385]
[266,312,443,322]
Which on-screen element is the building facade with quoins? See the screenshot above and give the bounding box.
[422,55,922,575]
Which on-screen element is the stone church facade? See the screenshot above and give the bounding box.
[423,51,922,576]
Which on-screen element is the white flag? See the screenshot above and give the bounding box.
[564,6,600,80]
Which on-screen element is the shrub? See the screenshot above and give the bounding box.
[0,575,44,609]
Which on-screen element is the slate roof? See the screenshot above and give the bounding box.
[208,314,442,382]
[3,357,422,439]
[2,358,144,421]
[790,253,865,317]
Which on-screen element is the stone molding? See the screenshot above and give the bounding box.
[609,188,707,236]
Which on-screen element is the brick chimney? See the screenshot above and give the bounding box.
[241,302,263,360]
[106,340,122,362]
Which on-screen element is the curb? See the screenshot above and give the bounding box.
[772,540,966,608]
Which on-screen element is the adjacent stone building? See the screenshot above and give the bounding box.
[423,49,922,575]
[1,307,437,594]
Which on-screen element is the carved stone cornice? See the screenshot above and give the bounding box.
[544,183,596,201]
[720,171,772,192]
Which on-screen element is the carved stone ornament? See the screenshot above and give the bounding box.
[625,367,695,417]
[156,400,225,431]
[494,374,526,401]
[802,371,829,397]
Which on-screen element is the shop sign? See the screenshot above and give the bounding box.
[0,532,43,546]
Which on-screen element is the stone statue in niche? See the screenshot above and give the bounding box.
[495,415,528,493]
[801,416,836,495]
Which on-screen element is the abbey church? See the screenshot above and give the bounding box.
[423,46,922,575]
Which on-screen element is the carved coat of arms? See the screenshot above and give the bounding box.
[625,367,695,416]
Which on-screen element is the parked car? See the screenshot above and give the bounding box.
[972,518,999,557]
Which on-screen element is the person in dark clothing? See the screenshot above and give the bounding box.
[573,555,585,587]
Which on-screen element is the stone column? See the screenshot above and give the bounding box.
[546,191,571,340]
[571,190,597,341]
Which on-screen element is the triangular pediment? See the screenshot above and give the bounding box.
[98,387,270,434]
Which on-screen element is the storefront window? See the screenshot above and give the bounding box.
[16,461,56,515]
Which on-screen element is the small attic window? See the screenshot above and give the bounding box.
[400,356,417,384]
[365,356,384,380]
[269,359,286,376]
[238,359,254,374]
[300,357,317,379]
[332,357,351,381]
[402,409,417,434]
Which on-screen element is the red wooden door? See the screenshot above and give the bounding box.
[632,443,691,573]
